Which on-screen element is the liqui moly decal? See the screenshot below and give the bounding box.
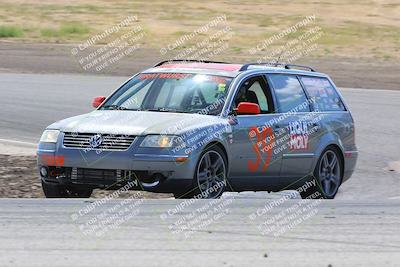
[289,121,309,150]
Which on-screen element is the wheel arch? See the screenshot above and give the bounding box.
[313,130,345,171]
[204,141,229,163]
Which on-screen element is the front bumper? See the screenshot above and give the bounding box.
[37,134,198,192]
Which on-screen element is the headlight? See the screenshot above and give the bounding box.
[40,130,60,143]
[140,135,184,148]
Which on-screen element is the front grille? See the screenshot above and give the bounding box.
[70,168,144,184]
[63,132,136,151]
[71,168,120,181]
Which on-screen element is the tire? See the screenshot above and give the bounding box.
[172,191,195,199]
[42,180,93,198]
[174,146,227,199]
[298,146,343,199]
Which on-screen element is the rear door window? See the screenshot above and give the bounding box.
[268,74,310,113]
[300,76,345,111]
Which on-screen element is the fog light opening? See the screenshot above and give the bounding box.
[40,167,48,178]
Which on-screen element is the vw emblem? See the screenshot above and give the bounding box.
[89,134,103,148]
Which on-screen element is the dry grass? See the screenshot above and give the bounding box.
[0,0,399,60]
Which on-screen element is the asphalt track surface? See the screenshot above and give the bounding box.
[0,73,399,266]
[0,199,399,267]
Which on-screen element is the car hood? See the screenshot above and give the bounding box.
[48,110,229,135]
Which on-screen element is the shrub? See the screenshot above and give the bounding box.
[0,26,23,38]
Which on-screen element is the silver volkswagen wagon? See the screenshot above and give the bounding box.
[37,60,358,199]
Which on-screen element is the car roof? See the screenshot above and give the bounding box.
[142,61,329,78]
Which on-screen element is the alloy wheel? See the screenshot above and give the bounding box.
[318,150,341,198]
[196,150,226,198]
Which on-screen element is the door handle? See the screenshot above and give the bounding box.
[312,122,320,131]
[273,124,284,133]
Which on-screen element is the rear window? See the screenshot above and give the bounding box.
[300,77,345,112]
[268,74,310,113]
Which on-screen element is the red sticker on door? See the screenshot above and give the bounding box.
[248,126,275,172]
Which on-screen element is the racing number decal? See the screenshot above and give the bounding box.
[247,126,274,172]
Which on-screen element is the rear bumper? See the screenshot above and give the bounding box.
[343,150,358,182]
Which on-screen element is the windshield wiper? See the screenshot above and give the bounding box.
[101,105,128,110]
[143,108,187,113]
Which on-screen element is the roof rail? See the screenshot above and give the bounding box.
[239,62,316,72]
[239,62,281,71]
[153,59,230,67]
[284,64,316,72]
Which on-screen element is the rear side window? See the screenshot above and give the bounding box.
[300,76,345,111]
[268,74,310,113]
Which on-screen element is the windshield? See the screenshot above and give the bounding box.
[100,73,232,115]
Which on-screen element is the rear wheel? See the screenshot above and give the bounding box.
[42,181,93,198]
[298,147,342,199]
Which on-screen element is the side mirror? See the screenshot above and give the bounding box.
[237,102,260,115]
[92,96,106,108]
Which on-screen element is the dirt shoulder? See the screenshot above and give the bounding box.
[1,42,399,90]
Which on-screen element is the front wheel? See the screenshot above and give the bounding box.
[174,146,227,199]
[298,147,343,199]
[42,181,93,198]
[196,146,228,199]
